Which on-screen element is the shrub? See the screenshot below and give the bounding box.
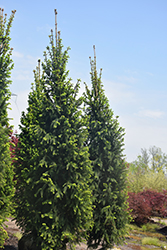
[128,192,152,225]
[9,131,19,161]
[141,189,167,218]
[128,190,167,225]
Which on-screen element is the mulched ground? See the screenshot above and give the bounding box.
[2,218,167,250]
[0,232,141,250]
[0,231,130,250]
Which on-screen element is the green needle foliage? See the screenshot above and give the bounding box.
[15,27,93,249]
[0,8,16,247]
[84,47,129,250]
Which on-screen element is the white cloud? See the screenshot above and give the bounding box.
[137,109,165,119]
[12,70,33,81]
[8,89,30,132]
[12,51,39,68]
[119,114,167,162]
[37,24,52,35]
[124,69,138,75]
[11,52,39,89]
[116,75,137,84]
[146,72,154,76]
[26,55,40,66]
[103,79,136,104]
[97,77,167,162]
[12,51,24,58]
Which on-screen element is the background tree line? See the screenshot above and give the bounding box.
[127,146,167,193]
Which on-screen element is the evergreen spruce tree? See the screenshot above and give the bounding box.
[84,46,129,249]
[0,9,16,247]
[15,11,93,250]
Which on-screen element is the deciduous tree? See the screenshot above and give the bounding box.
[127,146,167,193]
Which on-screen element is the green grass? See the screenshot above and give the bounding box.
[142,237,160,246]
[127,221,165,234]
[126,223,143,232]
[141,223,159,232]
[142,236,167,249]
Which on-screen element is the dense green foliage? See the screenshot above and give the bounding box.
[84,48,129,249]
[0,9,16,247]
[14,29,93,250]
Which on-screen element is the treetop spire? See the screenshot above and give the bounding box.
[0,8,3,19]
[38,59,41,80]
[93,45,96,65]
[54,9,58,47]
[0,8,16,20]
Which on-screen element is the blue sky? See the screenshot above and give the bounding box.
[2,0,167,162]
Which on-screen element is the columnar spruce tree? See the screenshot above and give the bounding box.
[15,12,93,250]
[84,46,129,249]
[0,9,16,247]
